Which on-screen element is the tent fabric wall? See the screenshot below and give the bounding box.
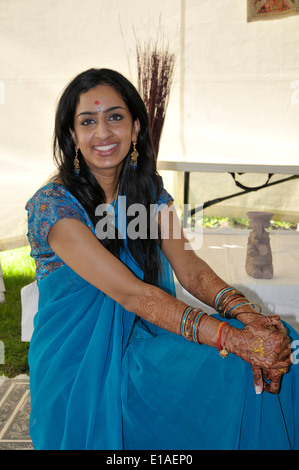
[0,0,299,249]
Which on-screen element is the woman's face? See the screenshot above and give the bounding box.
[71,84,140,180]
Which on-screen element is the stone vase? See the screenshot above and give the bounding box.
[245,211,273,279]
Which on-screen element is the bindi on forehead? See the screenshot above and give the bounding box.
[94,100,101,112]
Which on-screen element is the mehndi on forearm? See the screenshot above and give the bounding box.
[183,260,228,307]
[135,285,187,335]
[184,264,263,323]
[135,284,222,349]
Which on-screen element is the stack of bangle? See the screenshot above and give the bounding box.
[214,287,262,319]
[181,287,262,357]
[181,306,207,343]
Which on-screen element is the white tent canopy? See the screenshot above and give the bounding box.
[1,0,299,249]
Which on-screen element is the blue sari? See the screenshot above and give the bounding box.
[27,184,299,450]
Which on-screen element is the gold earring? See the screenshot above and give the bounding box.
[130,141,139,170]
[74,147,80,176]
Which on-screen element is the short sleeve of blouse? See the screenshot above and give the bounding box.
[26,184,93,249]
[26,184,95,284]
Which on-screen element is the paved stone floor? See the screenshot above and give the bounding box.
[0,375,33,450]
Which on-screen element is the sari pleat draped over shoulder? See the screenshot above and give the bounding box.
[26,183,175,450]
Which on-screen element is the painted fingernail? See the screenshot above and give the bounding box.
[255,385,263,394]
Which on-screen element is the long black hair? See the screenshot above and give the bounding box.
[53,68,163,285]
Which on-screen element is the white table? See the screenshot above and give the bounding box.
[158,160,299,175]
[157,160,299,226]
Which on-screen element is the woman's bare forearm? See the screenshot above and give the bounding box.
[126,282,188,335]
[160,204,261,324]
[179,256,228,307]
[128,281,221,349]
[179,256,263,324]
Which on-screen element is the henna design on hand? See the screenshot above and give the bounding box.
[135,278,292,396]
[225,316,292,394]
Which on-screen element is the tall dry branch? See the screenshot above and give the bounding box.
[136,39,176,159]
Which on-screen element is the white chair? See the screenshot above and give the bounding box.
[21,281,39,342]
[0,262,5,303]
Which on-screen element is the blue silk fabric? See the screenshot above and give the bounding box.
[27,187,299,450]
[122,315,299,450]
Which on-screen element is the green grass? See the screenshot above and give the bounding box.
[0,246,36,378]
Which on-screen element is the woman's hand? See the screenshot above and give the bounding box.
[251,365,289,395]
[226,316,292,394]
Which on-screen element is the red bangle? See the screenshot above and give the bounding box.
[216,322,226,350]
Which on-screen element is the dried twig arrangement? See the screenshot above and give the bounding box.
[136,38,176,158]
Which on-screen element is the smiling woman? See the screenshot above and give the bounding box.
[70,85,140,194]
[51,68,161,285]
[25,68,299,450]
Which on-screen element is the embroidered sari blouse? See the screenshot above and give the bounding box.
[26,183,173,284]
